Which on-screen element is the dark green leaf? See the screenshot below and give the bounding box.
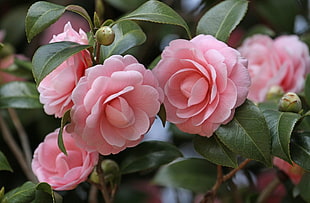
[2,182,36,203]
[193,135,238,168]
[0,187,4,202]
[65,5,93,31]
[58,110,71,155]
[119,141,183,174]
[255,0,297,33]
[304,74,310,106]
[196,0,248,41]
[290,132,310,171]
[118,0,191,38]
[32,41,91,85]
[0,151,13,172]
[216,100,272,166]
[105,0,148,12]
[25,1,66,42]
[34,182,54,203]
[100,20,146,60]
[263,110,301,163]
[153,158,216,193]
[157,104,166,127]
[244,24,276,38]
[297,173,310,202]
[0,81,42,109]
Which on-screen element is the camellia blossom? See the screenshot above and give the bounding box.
[31,128,99,191]
[153,34,250,137]
[273,157,304,185]
[67,55,163,155]
[38,22,92,118]
[238,34,310,102]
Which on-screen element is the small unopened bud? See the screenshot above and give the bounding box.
[101,159,120,185]
[89,168,100,184]
[0,43,14,59]
[95,26,115,46]
[266,85,284,101]
[278,92,302,113]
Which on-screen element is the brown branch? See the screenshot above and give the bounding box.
[200,159,251,203]
[0,113,37,182]
[8,109,32,168]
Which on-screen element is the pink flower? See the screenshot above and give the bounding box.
[31,127,99,191]
[67,55,163,155]
[38,22,92,118]
[238,34,310,102]
[273,157,304,185]
[152,34,250,137]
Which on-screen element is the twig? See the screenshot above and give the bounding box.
[88,184,98,203]
[256,176,281,203]
[200,159,251,203]
[0,113,37,182]
[96,158,111,203]
[8,108,32,168]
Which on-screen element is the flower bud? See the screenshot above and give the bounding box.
[95,26,115,46]
[101,159,121,185]
[278,92,302,113]
[89,168,100,184]
[266,85,284,101]
[0,43,14,59]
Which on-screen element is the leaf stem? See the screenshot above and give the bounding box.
[8,109,32,169]
[96,158,111,203]
[0,112,37,182]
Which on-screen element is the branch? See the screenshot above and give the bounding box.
[0,113,37,182]
[8,109,32,168]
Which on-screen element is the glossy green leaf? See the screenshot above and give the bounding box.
[0,81,42,109]
[119,141,183,174]
[196,0,248,41]
[290,132,310,171]
[32,41,91,85]
[105,0,148,12]
[2,182,36,203]
[25,1,65,42]
[297,173,310,202]
[193,135,238,168]
[57,110,71,155]
[66,5,93,31]
[263,110,301,163]
[216,100,272,166]
[256,0,297,33]
[35,182,55,203]
[0,151,13,172]
[153,158,217,193]
[100,20,146,60]
[118,0,191,38]
[304,74,310,106]
[157,104,166,127]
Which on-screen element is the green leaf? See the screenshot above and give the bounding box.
[255,0,297,33]
[0,151,13,172]
[196,0,248,42]
[119,141,183,174]
[105,0,148,12]
[262,110,301,163]
[32,41,91,85]
[34,182,54,203]
[58,110,71,155]
[244,24,275,38]
[216,100,272,166]
[100,20,146,60]
[2,182,36,203]
[25,1,66,42]
[0,187,4,202]
[118,0,191,38]
[153,158,217,193]
[297,173,310,202]
[193,135,238,168]
[157,104,166,127]
[290,132,310,171]
[304,74,310,106]
[65,5,93,31]
[0,81,42,109]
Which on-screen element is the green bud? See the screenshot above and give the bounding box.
[0,43,14,59]
[95,26,115,46]
[266,85,284,101]
[101,159,121,186]
[278,92,302,113]
[89,168,100,184]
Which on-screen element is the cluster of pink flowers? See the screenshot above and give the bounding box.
[32,22,309,190]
